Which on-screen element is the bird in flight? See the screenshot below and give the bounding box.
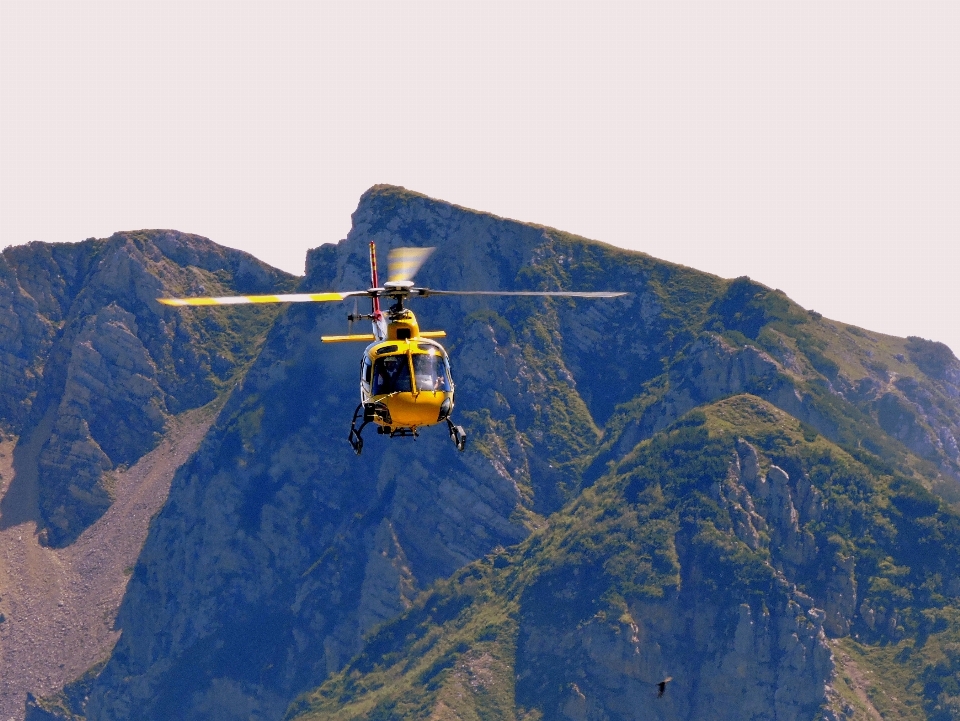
[657,677,673,698]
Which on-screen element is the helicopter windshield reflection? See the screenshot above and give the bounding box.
[372,355,412,395]
[413,352,449,392]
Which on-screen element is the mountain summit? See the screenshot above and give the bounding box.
[7,186,960,721]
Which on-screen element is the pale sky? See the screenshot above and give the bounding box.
[1,2,958,355]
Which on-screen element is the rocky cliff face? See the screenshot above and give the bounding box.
[83,192,663,719]
[24,187,960,720]
[292,395,960,720]
[0,231,293,547]
[518,593,833,721]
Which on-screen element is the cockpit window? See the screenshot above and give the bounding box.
[412,352,450,392]
[372,355,412,395]
[362,355,372,384]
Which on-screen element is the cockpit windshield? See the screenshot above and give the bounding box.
[372,355,412,395]
[412,352,450,392]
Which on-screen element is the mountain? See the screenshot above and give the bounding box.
[9,187,960,720]
[0,231,295,719]
[0,231,295,546]
[290,395,960,720]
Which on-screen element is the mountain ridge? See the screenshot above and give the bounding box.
[4,186,960,720]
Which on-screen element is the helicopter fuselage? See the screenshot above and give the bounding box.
[357,309,455,433]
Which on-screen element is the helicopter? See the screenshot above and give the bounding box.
[159,242,626,455]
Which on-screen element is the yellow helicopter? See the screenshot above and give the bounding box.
[159,242,626,455]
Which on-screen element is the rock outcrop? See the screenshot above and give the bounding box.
[0,231,293,546]
[516,569,834,721]
[521,596,832,721]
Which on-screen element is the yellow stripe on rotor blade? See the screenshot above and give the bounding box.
[420,331,447,338]
[157,292,352,306]
[158,297,220,306]
[321,334,376,343]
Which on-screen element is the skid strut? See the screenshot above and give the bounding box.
[348,403,369,455]
[447,418,467,452]
[350,405,465,454]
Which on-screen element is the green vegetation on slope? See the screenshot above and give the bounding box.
[288,395,960,720]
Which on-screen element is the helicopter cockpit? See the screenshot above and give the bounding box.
[358,340,455,439]
[364,342,451,397]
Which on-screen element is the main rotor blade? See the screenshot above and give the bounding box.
[416,289,628,298]
[387,247,435,284]
[157,291,370,306]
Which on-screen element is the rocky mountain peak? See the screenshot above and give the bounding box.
[11,189,960,721]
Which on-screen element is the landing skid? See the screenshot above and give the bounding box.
[447,418,467,452]
[348,403,368,455]
[347,405,466,454]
